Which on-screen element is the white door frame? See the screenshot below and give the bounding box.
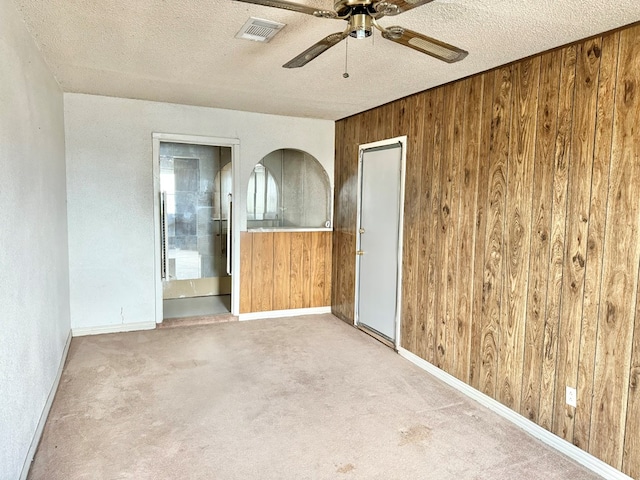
[354,136,407,349]
[152,133,241,323]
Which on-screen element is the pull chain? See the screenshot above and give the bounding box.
[343,36,349,78]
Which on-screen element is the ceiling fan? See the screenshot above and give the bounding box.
[233,0,468,68]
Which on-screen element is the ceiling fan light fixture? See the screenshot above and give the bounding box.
[349,13,373,39]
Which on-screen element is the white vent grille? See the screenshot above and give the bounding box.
[235,17,285,43]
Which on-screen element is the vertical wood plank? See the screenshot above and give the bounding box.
[360,109,378,145]
[401,94,424,351]
[272,232,291,311]
[349,230,358,321]
[498,57,540,410]
[333,115,358,323]
[454,75,483,382]
[437,84,461,370]
[421,87,445,365]
[331,230,342,319]
[433,85,448,369]
[239,231,253,314]
[324,231,332,307]
[374,103,390,140]
[331,233,340,318]
[290,232,305,309]
[442,78,465,379]
[333,121,344,233]
[310,232,326,308]
[251,232,274,312]
[448,79,467,377]
[469,71,494,389]
[520,50,560,422]
[552,37,600,442]
[369,109,380,144]
[574,33,617,451]
[623,259,640,477]
[342,232,357,322]
[591,26,640,468]
[344,115,360,322]
[538,45,576,431]
[303,232,312,308]
[350,115,360,231]
[392,97,411,139]
[414,89,434,362]
[332,120,345,319]
[478,67,512,397]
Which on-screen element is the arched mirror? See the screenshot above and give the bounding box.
[247,149,331,229]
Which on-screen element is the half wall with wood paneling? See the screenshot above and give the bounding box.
[333,23,640,477]
[240,231,332,314]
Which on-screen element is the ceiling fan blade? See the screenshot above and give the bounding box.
[233,0,337,18]
[373,0,435,16]
[381,26,468,63]
[283,31,349,68]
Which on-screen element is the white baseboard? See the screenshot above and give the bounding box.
[238,306,331,322]
[20,330,72,480]
[72,321,156,337]
[397,348,631,480]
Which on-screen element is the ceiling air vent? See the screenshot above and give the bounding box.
[235,17,285,43]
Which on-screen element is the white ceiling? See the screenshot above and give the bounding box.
[13,0,640,120]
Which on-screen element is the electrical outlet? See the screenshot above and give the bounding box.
[566,386,577,408]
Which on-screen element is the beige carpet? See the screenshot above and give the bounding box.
[29,314,601,479]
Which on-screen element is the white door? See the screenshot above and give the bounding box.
[356,140,404,344]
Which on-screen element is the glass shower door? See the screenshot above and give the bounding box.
[159,142,232,318]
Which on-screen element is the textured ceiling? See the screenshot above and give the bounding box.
[13,0,640,120]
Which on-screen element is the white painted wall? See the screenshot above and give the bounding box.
[0,2,71,479]
[64,94,334,330]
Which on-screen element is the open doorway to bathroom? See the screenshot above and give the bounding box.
[155,137,234,321]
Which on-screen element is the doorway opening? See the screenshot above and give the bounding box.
[153,134,240,323]
[355,137,406,349]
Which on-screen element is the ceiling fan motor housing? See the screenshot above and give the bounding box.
[349,9,373,38]
[334,0,379,39]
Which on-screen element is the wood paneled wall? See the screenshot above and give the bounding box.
[240,231,332,314]
[333,24,640,477]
